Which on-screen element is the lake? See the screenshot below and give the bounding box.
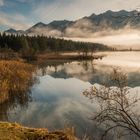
[1,51,140,139]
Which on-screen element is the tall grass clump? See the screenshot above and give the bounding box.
[0,60,35,104]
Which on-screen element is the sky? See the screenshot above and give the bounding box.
[0,0,140,31]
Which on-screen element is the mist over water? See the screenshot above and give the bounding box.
[64,29,140,50]
[95,51,140,68]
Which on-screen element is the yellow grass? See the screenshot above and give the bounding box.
[0,122,77,140]
[0,60,34,104]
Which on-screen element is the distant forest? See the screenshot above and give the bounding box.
[0,33,111,59]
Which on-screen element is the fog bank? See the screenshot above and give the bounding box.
[64,29,140,50]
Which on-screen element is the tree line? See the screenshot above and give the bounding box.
[0,33,111,59]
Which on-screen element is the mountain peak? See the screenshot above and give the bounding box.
[49,20,71,25]
[89,13,96,18]
[4,28,25,34]
[48,20,72,30]
[6,28,16,32]
[5,28,17,33]
[33,22,46,27]
[106,10,113,13]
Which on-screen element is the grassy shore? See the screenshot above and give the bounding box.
[0,122,77,140]
[37,53,104,62]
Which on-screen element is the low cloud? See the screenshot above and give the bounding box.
[65,29,140,50]
[28,24,62,36]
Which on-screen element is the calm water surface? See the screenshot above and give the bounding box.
[1,51,140,139]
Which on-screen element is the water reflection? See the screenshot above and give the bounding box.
[37,58,140,87]
[1,52,140,139]
[37,60,103,84]
[0,90,32,121]
[8,75,106,138]
[7,74,140,139]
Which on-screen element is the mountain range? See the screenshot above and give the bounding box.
[4,10,140,37]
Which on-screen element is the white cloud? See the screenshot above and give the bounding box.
[0,0,4,6]
[34,0,140,23]
[0,12,33,30]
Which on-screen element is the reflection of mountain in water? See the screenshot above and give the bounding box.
[38,59,140,87]
[38,60,102,83]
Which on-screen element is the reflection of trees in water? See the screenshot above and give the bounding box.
[82,61,89,71]
[39,60,71,77]
[40,61,140,87]
[0,89,32,121]
[39,60,96,80]
[82,60,95,72]
[39,60,125,87]
[41,67,47,76]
